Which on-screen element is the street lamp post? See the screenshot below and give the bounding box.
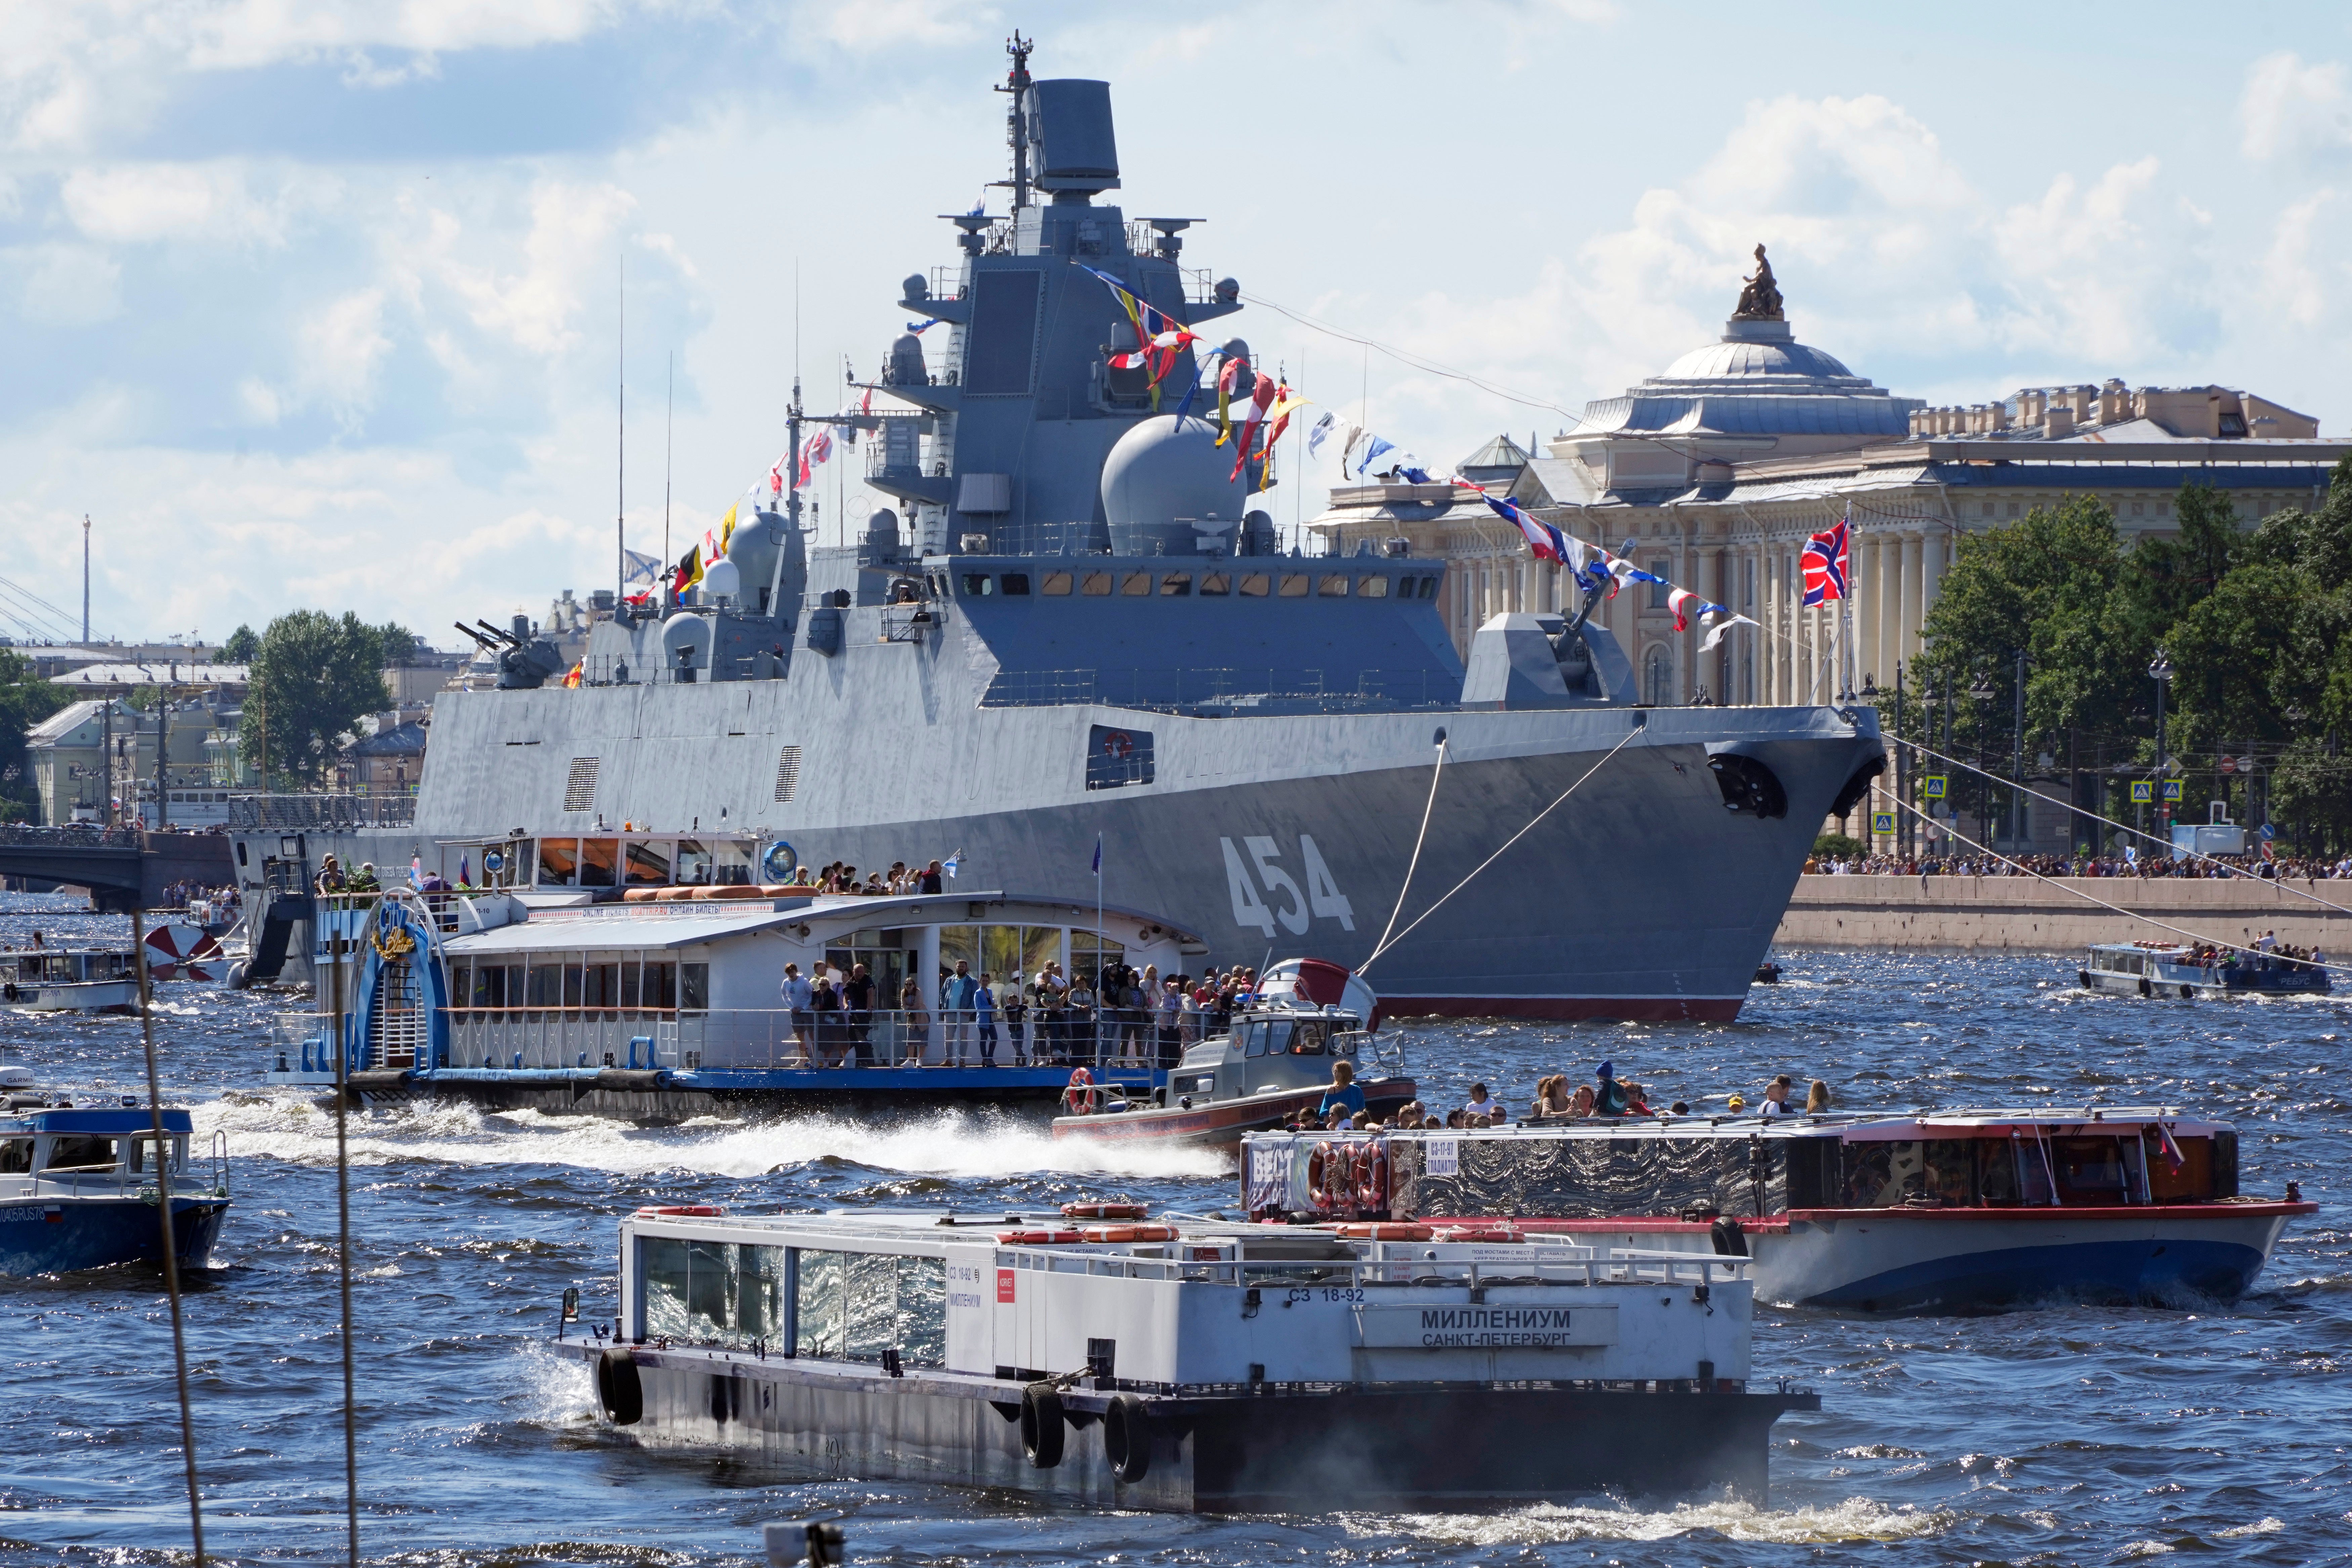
[1969,669,1996,853]
[2150,650,2174,850]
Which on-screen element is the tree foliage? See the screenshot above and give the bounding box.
[0,648,69,820]
[1906,460,2352,850]
[248,611,393,788]
[220,625,260,663]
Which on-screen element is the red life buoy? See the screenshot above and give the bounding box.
[1062,1068,1099,1116]
[1306,1142,1339,1211]
[1353,1139,1388,1213]
[1434,1225,1522,1243]
[1061,1201,1149,1220]
[1102,730,1134,759]
[634,1205,725,1217]
[996,1228,1083,1245]
[1331,1223,1432,1241]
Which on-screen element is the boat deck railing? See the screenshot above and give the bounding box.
[999,1244,1751,1291]
[981,665,1457,712]
[228,794,417,831]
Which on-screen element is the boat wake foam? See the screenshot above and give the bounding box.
[1346,1495,1952,1545]
[196,1093,1226,1181]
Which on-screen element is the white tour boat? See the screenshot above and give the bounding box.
[564,1203,1817,1510]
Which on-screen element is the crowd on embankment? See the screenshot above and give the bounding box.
[1805,852,2352,881]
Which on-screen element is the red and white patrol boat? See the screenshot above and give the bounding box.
[1051,959,1415,1149]
[1243,1105,2312,1312]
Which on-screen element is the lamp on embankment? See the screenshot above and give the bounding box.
[2150,650,2174,841]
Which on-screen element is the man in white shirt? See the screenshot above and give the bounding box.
[780,963,814,1064]
[1758,1075,1794,1117]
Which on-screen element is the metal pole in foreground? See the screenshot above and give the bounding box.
[132,906,206,1566]
[329,926,359,1565]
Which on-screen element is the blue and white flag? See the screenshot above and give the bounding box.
[1354,435,1395,477]
[2124,844,2138,864]
[622,549,663,593]
[942,850,963,879]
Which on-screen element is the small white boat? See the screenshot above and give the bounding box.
[563,1203,1816,1510]
[0,1077,233,1274]
[0,947,139,1012]
[2080,940,2330,998]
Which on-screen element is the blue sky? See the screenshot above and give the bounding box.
[5,0,2351,646]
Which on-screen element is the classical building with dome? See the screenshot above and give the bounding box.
[1310,250,2343,747]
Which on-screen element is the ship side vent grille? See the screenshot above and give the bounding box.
[563,757,600,812]
[774,746,802,803]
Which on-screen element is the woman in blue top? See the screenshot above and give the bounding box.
[1318,1059,1366,1123]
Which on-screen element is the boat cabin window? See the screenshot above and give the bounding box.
[538,838,579,887]
[624,841,670,885]
[0,1137,31,1174]
[1200,573,1230,595]
[584,961,622,1009]
[639,1236,786,1349]
[1318,574,1350,597]
[711,842,754,885]
[127,1134,186,1174]
[1001,574,1030,596]
[1842,1140,1922,1206]
[960,573,995,597]
[1160,573,1191,596]
[2052,1136,2137,1202]
[1359,575,1390,598]
[1278,574,1309,598]
[681,962,710,1012]
[1081,573,1111,596]
[675,840,712,886]
[1041,572,1072,595]
[579,839,620,888]
[1289,1022,1326,1055]
[794,1248,947,1366]
[645,961,678,1009]
[44,1135,118,1172]
[1247,1020,1293,1057]
[1239,574,1270,597]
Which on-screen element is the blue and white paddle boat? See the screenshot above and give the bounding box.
[0,1075,232,1275]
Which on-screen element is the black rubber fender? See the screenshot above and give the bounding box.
[2139,978,2152,998]
[1020,1383,1065,1468]
[597,1347,643,1425]
[1709,1216,1748,1257]
[1104,1393,1152,1483]
[2078,971,2092,989]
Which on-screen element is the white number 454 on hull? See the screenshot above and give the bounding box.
[1221,835,1354,937]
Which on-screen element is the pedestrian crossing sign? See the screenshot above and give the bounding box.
[1923,775,1947,799]
[2162,780,2184,802]
[2131,781,2153,803]
[1872,811,1895,834]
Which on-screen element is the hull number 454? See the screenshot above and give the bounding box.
[1220,835,1354,936]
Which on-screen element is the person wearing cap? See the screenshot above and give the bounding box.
[1592,1060,1630,1117]
[313,854,347,894]
[1727,1092,1749,1113]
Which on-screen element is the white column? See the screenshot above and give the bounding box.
[1877,533,1903,687]
[1919,527,1946,654]
[1900,532,1925,663]
[1855,535,1880,688]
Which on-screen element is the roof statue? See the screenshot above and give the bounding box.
[1732,244,1784,322]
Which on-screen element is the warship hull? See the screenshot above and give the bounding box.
[254,682,1877,1020]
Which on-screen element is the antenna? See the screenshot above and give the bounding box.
[999,32,1034,212]
[663,352,673,611]
[82,514,90,643]
[617,251,626,615]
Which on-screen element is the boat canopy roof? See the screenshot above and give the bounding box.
[1,1106,196,1135]
[1420,1106,2226,1143]
[442,907,805,955]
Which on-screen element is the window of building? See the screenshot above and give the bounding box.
[2131,501,2144,517]
[1981,501,1994,518]
[1643,646,1674,706]
[2008,502,2021,518]
[1649,559,1670,608]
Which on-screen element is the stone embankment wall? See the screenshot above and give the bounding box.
[1775,876,2352,954]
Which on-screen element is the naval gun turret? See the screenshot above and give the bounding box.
[453,615,568,690]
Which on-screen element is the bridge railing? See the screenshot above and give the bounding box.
[0,823,143,849]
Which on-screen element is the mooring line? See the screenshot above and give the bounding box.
[1364,722,1642,972]
[132,908,206,1565]
[330,925,360,1566]
[1369,736,1448,965]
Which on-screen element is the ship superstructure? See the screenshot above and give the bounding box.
[230,43,1883,1021]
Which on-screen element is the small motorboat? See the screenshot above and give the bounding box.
[2080,940,2330,999]
[0,946,139,1012]
[1753,960,1783,984]
[0,1073,232,1275]
[1050,959,1415,1149]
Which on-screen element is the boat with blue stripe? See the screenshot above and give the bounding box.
[1,1087,232,1276]
[268,881,1211,1117]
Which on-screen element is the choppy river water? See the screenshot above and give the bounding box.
[2,891,2347,1567]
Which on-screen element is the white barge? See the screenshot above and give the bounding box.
[566,1205,1817,1510]
[1241,1108,2313,1313]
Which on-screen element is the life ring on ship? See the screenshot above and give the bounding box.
[1101,730,1134,759]
[634,1205,726,1217]
[1352,1140,1388,1212]
[997,1229,1083,1245]
[1331,1223,1431,1241]
[1062,1068,1099,1115]
[1306,1141,1340,1211]
[1433,1225,1520,1243]
[1080,1223,1178,1244]
[1062,1201,1150,1221]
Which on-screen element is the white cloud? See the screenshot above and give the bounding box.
[11,242,123,325]
[2241,51,2352,163]
[797,0,994,52]
[60,162,311,245]
[294,288,393,416]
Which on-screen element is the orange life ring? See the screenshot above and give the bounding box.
[1061,1201,1149,1220]
[1434,1225,1522,1243]
[634,1204,725,1217]
[1102,730,1134,759]
[1062,1068,1099,1116]
[1306,1141,1339,1211]
[1331,1223,1432,1241]
[996,1228,1083,1244]
[1353,1139,1388,1212]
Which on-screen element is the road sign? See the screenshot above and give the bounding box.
[2261,822,2276,840]
[2131,781,2153,803]
[2162,780,2184,801]
[2218,756,2236,775]
[2237,755,2257,771]
[1872,811,1895,834]
[1923,775,1947,799]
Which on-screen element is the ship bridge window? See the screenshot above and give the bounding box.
[1042,572,1074,595]
[538,838,579,886]
[43,1135,119,1172]
[128,1134,187,1174]
[1289,1022,1326,1055]
[1278,574,1309,597]
[1160,573,1191,596]
[1120,572,1151,596]
[1200,573,1231,596]
[579,838,620,888]
[793,1248,946,1365]
[675,840,712,885]
[1420,577,1440,599]
[1081,573,1112,596]
[960,574,995,596]
[1359,575,1390,598]
[1086,724,1155,790]
[0,1136,30,1174]
[1240,574,1270,597]
[625,841,670,885]
[1318,574,1351,597]
[1842,1140,1922,1206]
[1001,574,1031,595]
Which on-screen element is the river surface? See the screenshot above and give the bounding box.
[2,890,2347,1566]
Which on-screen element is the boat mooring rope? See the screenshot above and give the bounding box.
[1890,796,2352,976]
[131,908,207,1565]
[329,930,360,1565]
[1369,735,1449,965]
[1363,721,1642,973]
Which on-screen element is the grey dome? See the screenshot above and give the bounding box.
[1100,414,1253,556]
[1657,337,1856,382]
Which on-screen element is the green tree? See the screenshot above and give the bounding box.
[249,611,392,788]
[220,625,260,663]
[0,648,70,820]
[375,622,421,665]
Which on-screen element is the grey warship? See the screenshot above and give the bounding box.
[232,41,1883,1024]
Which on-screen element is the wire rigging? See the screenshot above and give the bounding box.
[131,909,207,1565]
